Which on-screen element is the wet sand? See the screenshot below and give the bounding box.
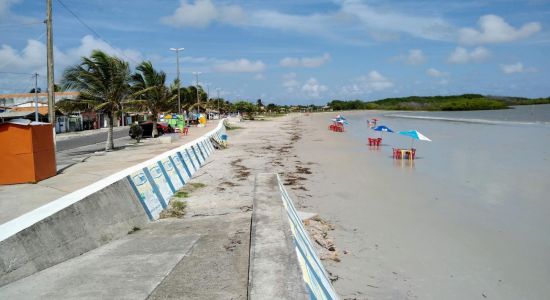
[290,111,550,300]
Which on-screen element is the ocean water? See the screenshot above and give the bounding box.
[339,104,550,299]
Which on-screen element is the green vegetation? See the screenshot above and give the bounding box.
[327,94,550,111]
[174,190,189,198]
[62,50,132,151]
[127,61,176,138]
[160,199,187,218]
[159,182,207,219]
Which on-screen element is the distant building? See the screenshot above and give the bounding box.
[0,92,79,107]
[0,92,83,133]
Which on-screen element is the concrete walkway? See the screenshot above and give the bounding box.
[0,121,219,225]
[0,116,317,299]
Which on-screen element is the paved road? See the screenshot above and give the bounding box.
[55,128,133,171]
[56,127,130,151]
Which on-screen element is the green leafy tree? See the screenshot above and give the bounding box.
[62,50,131,151]
[128,61,176,137]
[232,100,257,120]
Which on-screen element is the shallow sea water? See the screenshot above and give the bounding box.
[331,105,550,299]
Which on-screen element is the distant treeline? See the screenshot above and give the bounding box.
[327,94,550,111]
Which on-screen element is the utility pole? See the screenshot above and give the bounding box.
[46,0,55,127]
[169,48,184,114]
[193,72,201,114]
[34,73,39,122]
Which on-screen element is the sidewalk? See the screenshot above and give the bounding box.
[0,121,219,225]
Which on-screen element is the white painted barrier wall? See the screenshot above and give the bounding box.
[0,120,227,286]
[277,174,339,300]
[126,122,227,220]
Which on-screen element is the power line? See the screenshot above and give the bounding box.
[55,0,140,65]
[0,21,44,29]
[0,71,37,75]
[55,0,102,40]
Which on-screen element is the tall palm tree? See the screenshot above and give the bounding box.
[62,50,131,151]
[129,61,176,137]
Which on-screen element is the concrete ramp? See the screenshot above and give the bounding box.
[0,226,199,299]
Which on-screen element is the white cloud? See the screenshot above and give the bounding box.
[301,78,328,98]
[160,0,246,28]
[393,49,426,65]
[459,15,541,45]
[426,68,448,78]
[447,47,490,64]
[501,62,537,74]
[282,72,300,92]
[341,71,394,95]
[214,59,265,73]
[0,35,143,91]
[339,1,455,42]
[160,0,455,43]
[280,53,331,68]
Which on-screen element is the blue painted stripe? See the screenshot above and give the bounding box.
[143,167,167,209]
[177,151,193,178]
[206,138,214,152]
[157,161,176,193]
[295,238,334,299]
[185,148,198,170]
[196,144,207,162]
[202,140,211,155]
[204,139,213,153]
[305,284,318,300]
[126,175,153,220]
[197,142,207,160]
[191,145,203,166]
[169,156,185,185]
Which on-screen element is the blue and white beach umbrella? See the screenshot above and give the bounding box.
[331,115,349,125]
[373,125,394,133]
[373,125,394,138]
[398,130,431,147]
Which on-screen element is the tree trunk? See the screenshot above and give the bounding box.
[105,112,114,151]
[152,116,158,138]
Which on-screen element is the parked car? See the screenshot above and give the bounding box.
[131,121,173,137]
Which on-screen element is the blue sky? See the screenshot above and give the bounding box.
[1,0,549,105]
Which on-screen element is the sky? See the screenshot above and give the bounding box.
[1,0,549,105]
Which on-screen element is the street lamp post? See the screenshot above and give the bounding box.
[169,47,184,115]
[193,72,201,114]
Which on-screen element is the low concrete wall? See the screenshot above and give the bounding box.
[249,173,338,300]
[0,121,228,286]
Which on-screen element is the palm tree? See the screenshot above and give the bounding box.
[128,61,176,137]
[62,50,131,151]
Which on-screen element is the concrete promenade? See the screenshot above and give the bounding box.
[0,121,218,225]
[0,116,336,299]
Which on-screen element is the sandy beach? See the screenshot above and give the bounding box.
[207,110,549,300]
